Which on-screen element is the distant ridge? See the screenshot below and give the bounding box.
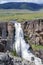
[0,2,43,11]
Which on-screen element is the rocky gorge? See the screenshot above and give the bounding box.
[0,19,43,65]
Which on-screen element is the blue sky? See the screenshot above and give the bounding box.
[0,0,43,4]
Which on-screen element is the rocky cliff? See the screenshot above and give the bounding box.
[21,19,43,46]
[21,19,43,61]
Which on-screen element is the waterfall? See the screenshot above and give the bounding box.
[14,22,42,65]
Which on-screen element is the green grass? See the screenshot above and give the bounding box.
[11,50,18,56]
[24,35,43,51]
[0,9,43,22]
[32,44,43,51]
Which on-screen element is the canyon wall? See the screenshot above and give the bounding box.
[21,19,43,46]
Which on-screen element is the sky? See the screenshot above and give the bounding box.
[0,0,43,4]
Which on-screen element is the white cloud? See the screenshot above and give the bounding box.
[0,1,7,4]
[0,0,43,4]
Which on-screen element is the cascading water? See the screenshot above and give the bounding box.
[14,22,42,65]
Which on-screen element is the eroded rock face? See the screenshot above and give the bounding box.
[7,22,15,51]
[0,22,15,52]
[21,19,43,45]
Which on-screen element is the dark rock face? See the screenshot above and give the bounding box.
[39,50,43,60]
[0,39,7,52]
[0,22,15,52]
[0,22,7,52]
[0,44,5,52]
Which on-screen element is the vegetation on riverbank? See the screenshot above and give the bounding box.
[11,50,18,57]
[32,44,43,50]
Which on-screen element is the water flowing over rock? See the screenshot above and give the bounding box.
[14,22,43,65]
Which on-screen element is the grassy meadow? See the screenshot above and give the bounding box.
[0,9,43,22]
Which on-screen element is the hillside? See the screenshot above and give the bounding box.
[0,2,43,11]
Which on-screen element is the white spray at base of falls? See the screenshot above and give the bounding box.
[14,22,42,65]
